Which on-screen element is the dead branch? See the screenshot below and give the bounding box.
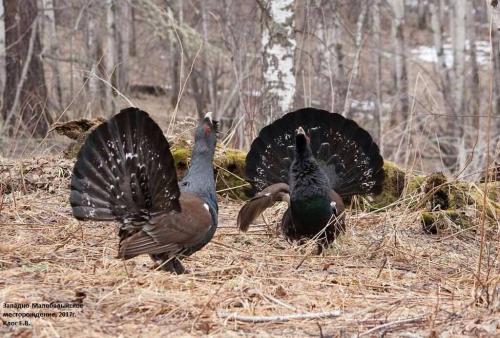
[217,310,341,323]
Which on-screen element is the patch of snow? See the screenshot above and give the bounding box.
[411,40,491,67]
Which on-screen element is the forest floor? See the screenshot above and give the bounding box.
[0,155,499,337]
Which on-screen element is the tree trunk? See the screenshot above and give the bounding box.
[167,0,183,108]
[343,2,368,118]
[261,0,296,116]
[130,5,137,57]
[115,1,130,93]
[331,1,346,114]
[41,0,63,108]
[201,0,215,114]
[489,1,500,139]
[388,0,409,127]
[417,0,429,30]
[373,0,383,149]
[448,0,467,170]
[86,4,105,114]
[0,1,5,96]
[2,0,48,136]
[467,0,480,130]
[105,0,116,113]
[430,0,451,102]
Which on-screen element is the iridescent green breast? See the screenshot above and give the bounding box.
[290,195,332,234]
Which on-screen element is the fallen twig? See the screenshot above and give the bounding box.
[217,310,341,323]
[358,316,425,336]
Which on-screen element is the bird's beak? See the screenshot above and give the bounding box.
[204,111,213,124]
[296,126,305,135]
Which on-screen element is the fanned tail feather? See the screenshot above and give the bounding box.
[246,108,384,197]
[70,107,181,225]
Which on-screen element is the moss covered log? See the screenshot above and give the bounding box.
[54,121,498,227]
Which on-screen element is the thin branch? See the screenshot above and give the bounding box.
[359,316,425,336]
[217,310,341,323]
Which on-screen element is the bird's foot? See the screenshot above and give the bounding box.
[150,254,188,274]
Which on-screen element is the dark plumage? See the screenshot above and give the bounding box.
[70,107,218,274]
[238,108,384,249]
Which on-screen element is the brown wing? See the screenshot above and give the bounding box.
[118,192,212,259]
[328,190,346,234]
[237,183,290,232]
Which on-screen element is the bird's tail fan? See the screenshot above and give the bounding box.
[245,108,384,197]
[70,108,181,226]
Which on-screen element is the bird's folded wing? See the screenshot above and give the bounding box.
[237,183,290,231]
[118,193,213,259]
[328,190,345,215]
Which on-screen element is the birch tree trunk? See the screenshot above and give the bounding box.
[449,0,467,170]
[451,1,466,118]
[388,0,409,126]
[261,0,296,116]
[41,0,63,108]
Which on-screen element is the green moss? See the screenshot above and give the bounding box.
[421,210,472,234]
[214,149,249,200]
[405,174,426,195]
[369,161,406,209]
[171,146,191,179]
[218,149,246,177]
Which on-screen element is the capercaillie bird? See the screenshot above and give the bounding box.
[70,108,218,274]
[237,107,384,250]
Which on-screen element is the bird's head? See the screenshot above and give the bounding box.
[194,111,218,152]
[295,126,312,158]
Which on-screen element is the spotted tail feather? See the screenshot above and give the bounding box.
[70,107,181,224]
[245,107,384,197]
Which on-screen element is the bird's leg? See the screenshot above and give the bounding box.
[172,257,186,274]
[150,253,187,274]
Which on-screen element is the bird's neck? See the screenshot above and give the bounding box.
[180,142,216,202]
[290,156,330,197]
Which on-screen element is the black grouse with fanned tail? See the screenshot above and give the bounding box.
[70,107,218,274]
[238,107,384,249]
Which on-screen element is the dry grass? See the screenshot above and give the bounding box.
[1,156,499,337]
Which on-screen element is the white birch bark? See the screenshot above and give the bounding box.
[452,1,466,117]
[451,1,467,169]
[262,0,296,114]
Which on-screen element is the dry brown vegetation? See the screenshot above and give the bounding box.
[1,156,499,337]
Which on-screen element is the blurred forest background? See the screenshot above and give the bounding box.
[0,0,498,180]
